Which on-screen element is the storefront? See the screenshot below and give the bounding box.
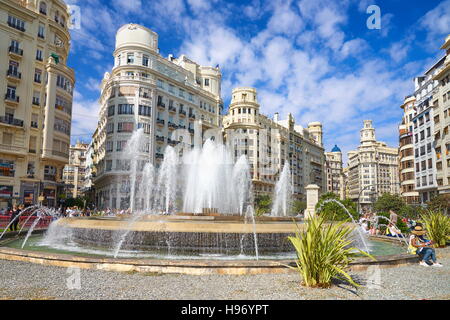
[20,182,39,206]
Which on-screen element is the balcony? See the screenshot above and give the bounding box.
[168,139,178,146]
[156,135,165,143]
[157,102,165,109]
[168,106,177,113]
[52,150,68,158]
[5,93,19,105]
[8,46,23,58]
[156,119,165,126]
[156,153,164,159]
[32,98,40,106]
[0,116,23,127]
[189,113,196,120]
[31,121,38,128]
[188,128,194,134]
[179,110,186,117]
[6,70,21,82]
[168,122,178,130]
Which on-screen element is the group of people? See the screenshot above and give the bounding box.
[358,208,443,268]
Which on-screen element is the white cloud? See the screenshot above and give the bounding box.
[420,0,450,46]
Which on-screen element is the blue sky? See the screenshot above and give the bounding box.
[66,0,450,163]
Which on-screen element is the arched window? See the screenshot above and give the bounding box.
[39,2,47,15]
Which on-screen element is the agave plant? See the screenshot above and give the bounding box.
[288,215,374,288]
[421,211,450,247]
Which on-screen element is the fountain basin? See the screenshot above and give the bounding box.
[49,216,304,254]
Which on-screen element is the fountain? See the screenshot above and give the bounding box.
[271,164,293,217]
[0,131,406,263]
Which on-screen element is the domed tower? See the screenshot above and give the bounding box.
[114,24,158,68]
[225,87,260,129]
[360,120,376,145]
[307,122,323,147]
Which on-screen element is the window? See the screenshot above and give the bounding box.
[138,105,151,116]
[33,91,40,105]
[169,84,175,94]
[137,122,151,134]
[36,49,43,61]
[38,24,45,38]
[56,75,73,94]
[106,122,114,134]
[116,141,127,151]
[6,86,16,99]
[8,60,19,77]
[7,15,25,32]
[108,105,115,116]
[29,136,37,153]
[54,117,70,135]
[179,89,185,98]
[127,53,134,64]
[142,55,149,67]
[204,78,209,86]
[31,114,38,128]
[106,140,113,152]
[39,1,47,15]
[118,104,134,115]
[34,69,42,83]
[157,79,164,89]
[117,122,134,132]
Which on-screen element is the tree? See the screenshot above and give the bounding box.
[426,195,450,214]
[291,200,306,216]
[315,192,358,221]
[254,194,272,216]
[373,193,406,214]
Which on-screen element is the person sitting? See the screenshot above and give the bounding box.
[386,223,402,237]
[409,225,443,267]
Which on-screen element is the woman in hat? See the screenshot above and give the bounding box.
[409,225,443,267]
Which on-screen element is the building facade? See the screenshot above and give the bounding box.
[325,145,344,198]
[222,87,326,201]
[399,95,419,204]
[0,0,74,208]
[432,35,450,196]
[347,120,400,209]
[411,57,445,203]
[93,24,223,209]
[62,141,87,198]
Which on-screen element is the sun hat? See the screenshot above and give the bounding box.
[411,225,426,236]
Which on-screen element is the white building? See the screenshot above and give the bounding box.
[93,24,223,209]
[348,120,400,209]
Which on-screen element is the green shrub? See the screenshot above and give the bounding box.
[288,215,374,288]
[420,211,450,247]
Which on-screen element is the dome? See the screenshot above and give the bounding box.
[331,144,341,153]
[115,24,158,51]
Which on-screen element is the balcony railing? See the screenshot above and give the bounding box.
[32,98,40,106]
[7,70,21,79]
[52,150,68,158]
[157,102,166,109]
[0,116,23,127]
[31,121,38,128]
[168,122,178,130]
[156,119,165,125]
[168,106,176,113]
[156,153,164,159]
[9,46,23,56]
[156,135,165,142]
[189,113,196,120]
[5,94,19,103]
[179,110,186,116]
[44,174,56,181]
